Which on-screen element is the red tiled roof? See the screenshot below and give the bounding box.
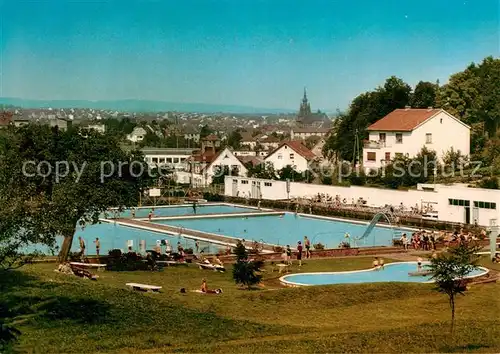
[0,111,13,126]
[367,108,441,132]
[266,140,316,161]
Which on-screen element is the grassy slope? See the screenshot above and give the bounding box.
[1,257,499,353]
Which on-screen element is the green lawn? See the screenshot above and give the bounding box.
[1,257,499,353]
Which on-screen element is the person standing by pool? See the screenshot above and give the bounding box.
[296,241,303,267]
[417,257,423,272]
[372,257,379,269]
[304,236,311,259]
[131,208,136,218]
[195,240,200,254]
[78,237,86,261]
[286,245,292,265]
[148,210,153,221]
[192,201,197,214]
[94,238,100,257]
[400,233,408,250]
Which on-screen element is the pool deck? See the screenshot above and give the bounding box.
[137,210,284,222]
[109,216,280,253]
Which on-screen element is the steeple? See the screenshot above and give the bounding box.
[298,87,311,120]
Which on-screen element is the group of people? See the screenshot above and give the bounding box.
[399,231,437,251]
[281,236,312,267]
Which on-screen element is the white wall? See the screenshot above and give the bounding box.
[205,148,248,184]
[265,145,309,172]
[224,176,500,226]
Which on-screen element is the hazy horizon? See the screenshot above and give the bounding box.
[1,0,499,111]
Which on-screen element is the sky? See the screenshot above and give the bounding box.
[0,0,499,111]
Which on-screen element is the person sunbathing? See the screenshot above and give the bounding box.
[200,279,220,293]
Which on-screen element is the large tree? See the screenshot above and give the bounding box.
[0,124,150,265]
[411,81,438,108]
[323,76,412,162]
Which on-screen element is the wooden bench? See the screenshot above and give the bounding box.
[126,283,162,292]
[70,262,107,271]
[156,260,188,266]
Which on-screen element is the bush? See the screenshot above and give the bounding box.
[478,177,499,189]
[313,243,325,250]
[338,241,350,248]
[392,239,403,247]
[184,248,194,255]
[106,249,147,271]
[273,246,284,253]
[232,241,263,289]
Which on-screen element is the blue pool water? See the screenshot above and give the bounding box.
[114,204,256,218]
[26,221,222,256]
[280,262,489,286]
[155,213,413,248]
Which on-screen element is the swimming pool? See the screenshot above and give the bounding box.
[154,213,413,248]
[25,220,222,256]
[280,262,489,286]
[113,203,257,218]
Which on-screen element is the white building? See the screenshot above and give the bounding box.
[224,177,499,226]
[233,150,257,157]
[85,124,106,134]
[142,148,194,171]
[264,141,316,172]
[290,127,330,140]
[363,108,470,171]
[176,147,248,186]
[126,127,147,143]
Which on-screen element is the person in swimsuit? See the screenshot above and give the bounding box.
[304,236,311,259]
[286,245,292,265]
[148,210,153,221]
[417,257,423,271]
[372,257,379,269]
[94,238,100,257]
[296,241,303,267]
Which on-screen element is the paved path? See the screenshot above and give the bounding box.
[113,218,277,253]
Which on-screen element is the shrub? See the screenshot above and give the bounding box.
[313,243,325,250]
[478,177,499,189]
[392,239,403,247]
[184,248,194,255]
[339,241,350,248]
[273,246,284,253]
[232,241,263,289]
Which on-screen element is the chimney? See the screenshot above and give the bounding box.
[405,105,411,110]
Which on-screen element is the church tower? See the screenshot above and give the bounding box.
[297,87,312,126]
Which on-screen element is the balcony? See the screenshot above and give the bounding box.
[363,140,390,149]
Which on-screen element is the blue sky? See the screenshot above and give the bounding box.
[1,0,499,110]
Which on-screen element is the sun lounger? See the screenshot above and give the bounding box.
[126,283,162,292]
[196,262,225,272]
[69,262,107,271]
[190,289,223,294]
[156,260,188,266]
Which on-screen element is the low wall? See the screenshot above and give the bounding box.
[207,194,464,231]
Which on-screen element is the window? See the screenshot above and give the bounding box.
[173,158,179,163]
[385,152,391,161]
[278,154,283,160]
[379,133,386,141]
[290,153,295,159]
[241,180,248,184]
[152,158,158,163]
[180,158,186,162]
[396,133,403,143]
[367,152,376,161]
[425,133,432,144]
[449,199,470,207]
[166,158,172,163]
[264,182,272,187]
[474,201,496,209]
